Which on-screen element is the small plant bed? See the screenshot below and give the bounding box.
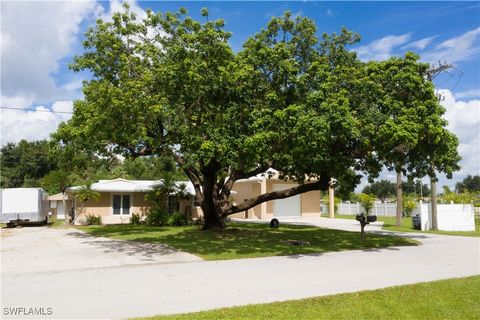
[79,222,417,260]
[330,214,480,237]
[133,276,480,320]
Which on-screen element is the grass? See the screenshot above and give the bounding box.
[133,276,480,320]
[47,218,66,228]
[79,222,417,260]
[331,214,480,237]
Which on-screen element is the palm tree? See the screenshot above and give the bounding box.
[72,182,100,224]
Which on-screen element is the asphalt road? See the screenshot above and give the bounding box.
[1,225,479,319]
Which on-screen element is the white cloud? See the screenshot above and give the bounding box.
[355,34,410,61]
[402,36,437,50]
[422,27,480,64]
[99,0,147,22]
[438,89,480,184]
[1,101,73,145]
[326,9,334,16]
[1,0,100,104]
[454,89,480,100]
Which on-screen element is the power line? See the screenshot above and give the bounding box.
[0,106,73,114]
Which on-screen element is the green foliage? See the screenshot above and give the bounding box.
[442,191,475,204]
[52,5,460,229]
[403,196,417,217]
[145,208,170,226]
[403,180,430,197]
[1,140,57,188]
[357,193,376,215]
[130,213,143,225]
[456,175,480,193]
[362,180,396,202]
[85,214,102,225]
[168,212,188,226]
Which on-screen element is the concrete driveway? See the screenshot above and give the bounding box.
[1,225,479,319]
[1,226,201,275]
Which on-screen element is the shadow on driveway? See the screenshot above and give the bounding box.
[65,230,179,261]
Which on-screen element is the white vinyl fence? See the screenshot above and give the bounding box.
[322,201,475,231]
[334,201,398,216]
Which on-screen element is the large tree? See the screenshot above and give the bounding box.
[365,54,460,226]
[53,6,381,229]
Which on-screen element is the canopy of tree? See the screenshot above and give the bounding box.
[52,5,460,229]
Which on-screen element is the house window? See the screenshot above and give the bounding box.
[112,195,131,215]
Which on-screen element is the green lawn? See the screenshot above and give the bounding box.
[79,222,417,260]
[331,214,480,237]
[133,276,480,320]
[47,218,66,228]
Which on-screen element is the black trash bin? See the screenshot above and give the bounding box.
[412,214,421,230]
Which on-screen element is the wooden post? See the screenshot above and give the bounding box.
[431,177,438,230]
[328,186,335,218]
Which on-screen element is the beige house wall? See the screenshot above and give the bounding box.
[235,179,321,219]
[231,181,263,219]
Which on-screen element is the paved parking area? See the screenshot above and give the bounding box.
[1,226,201,275]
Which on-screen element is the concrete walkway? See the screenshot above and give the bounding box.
[1,227,479,319]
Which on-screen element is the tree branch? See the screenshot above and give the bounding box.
[222,175,330,216]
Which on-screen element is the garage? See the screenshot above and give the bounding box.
[273,184,301,217]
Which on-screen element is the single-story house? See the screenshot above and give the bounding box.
[67,179,198,225]
[46,193,72,219]
[67,170,321,225]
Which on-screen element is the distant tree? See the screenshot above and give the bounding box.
[362,180,396,202]
[455,175,480,193]
[402,180,430,197]
[1,140,57,188]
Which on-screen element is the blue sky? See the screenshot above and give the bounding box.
[1,1,479,190]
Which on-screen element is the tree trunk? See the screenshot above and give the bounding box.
[396,170,403,227]
[200,172,225,231]
[201,197,225,230]
[430,177,438,230]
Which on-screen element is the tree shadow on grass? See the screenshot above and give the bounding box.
[134,223,418,260]
[75,223,418,260]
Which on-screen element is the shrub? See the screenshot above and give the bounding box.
[85,214,102,225]
[145,208,169,226]
[403,197,417,217]
[130,213,143,225]
[168,212,187,226]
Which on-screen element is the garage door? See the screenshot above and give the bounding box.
[273,184,301,217]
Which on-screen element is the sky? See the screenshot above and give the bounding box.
[1,0,479,191]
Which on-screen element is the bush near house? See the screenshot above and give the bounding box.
[85,214,102,225]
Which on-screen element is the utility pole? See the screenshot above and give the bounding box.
[425,61,452,230]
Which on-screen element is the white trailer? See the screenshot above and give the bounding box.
[0,188,48,226]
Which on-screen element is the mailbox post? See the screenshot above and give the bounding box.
[356,213,377,241]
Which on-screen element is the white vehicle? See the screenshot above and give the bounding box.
[0,188,48,226]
